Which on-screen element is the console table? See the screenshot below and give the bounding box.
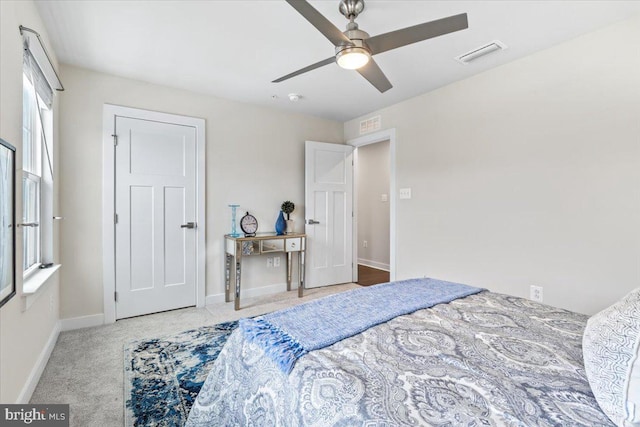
[224,233,306,310]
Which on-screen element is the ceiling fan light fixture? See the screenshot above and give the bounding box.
[336,46,370,70]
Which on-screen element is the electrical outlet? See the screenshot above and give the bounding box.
[363,240,368,248]
[380,194,388,202]
[273,257,281,268]
[530,285,543,302]
[266,257,273,268]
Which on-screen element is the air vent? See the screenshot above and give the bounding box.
[359,115,381,135]
[455,40,507,64]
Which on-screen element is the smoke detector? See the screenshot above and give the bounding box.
[288,93,301,102]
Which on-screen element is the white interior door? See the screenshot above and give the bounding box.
[305,141,354,288]
[115,116,197,319]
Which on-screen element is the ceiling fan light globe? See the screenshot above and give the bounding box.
[336,47,370,70]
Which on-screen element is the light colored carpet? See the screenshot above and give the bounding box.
[29,283,359,426]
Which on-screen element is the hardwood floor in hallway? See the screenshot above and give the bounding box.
[357,264,390,286]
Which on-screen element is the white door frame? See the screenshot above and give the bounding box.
[102,104,206,324]
[348,128,396,282]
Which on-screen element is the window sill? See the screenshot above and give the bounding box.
[22,264,61,311]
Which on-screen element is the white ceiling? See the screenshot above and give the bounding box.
[35,1,640,122]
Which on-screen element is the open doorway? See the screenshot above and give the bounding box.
[349,128,396,285]
[355,140,390,286]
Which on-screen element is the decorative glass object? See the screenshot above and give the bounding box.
[275,211,286,235]
[228,204,240,237]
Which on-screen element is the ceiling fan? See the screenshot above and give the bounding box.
[273,0,469,93]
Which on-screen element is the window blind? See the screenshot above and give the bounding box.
[23,48,53,108]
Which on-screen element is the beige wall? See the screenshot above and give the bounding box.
[345,16,640,315]
[58,65,344,319]
[0,1,61,403]
[356,141,390,269]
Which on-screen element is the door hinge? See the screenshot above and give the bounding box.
[114,213,118,224]
[114,291,118,302]
[112,134,118,146]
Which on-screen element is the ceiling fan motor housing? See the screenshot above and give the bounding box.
[336,27,371,56]
[336,25,371,70]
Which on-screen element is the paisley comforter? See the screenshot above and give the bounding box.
[186,291,612,426]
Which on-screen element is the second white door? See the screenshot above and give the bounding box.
[114,116,197,319]
[305,141,354,288]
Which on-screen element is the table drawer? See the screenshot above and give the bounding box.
[285,238,302,252]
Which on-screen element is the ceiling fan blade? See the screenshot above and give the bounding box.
[366,13,468,55]
[357,58,392,93]
[272,56,336,83]
[285,0,353,47]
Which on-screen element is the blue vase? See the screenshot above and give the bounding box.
[275,211,286,235]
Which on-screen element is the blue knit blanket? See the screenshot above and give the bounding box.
[239,277,483,373]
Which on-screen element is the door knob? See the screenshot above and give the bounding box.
[307,219,320,225]
[181,222,196,229]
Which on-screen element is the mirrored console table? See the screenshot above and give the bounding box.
[224,233,306,310]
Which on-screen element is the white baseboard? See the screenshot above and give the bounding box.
[358,259,390,272]
[206,293,226,305]
[206,282,294,306]
[16,321,61,404]
[60,313,105,331]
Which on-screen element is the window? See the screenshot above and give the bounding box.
[22,51,53,277]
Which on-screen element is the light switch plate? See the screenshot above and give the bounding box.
[399,188,412,199]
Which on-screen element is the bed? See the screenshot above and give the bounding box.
[186,282,637,426]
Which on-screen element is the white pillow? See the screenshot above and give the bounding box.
[583,288,640,426]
